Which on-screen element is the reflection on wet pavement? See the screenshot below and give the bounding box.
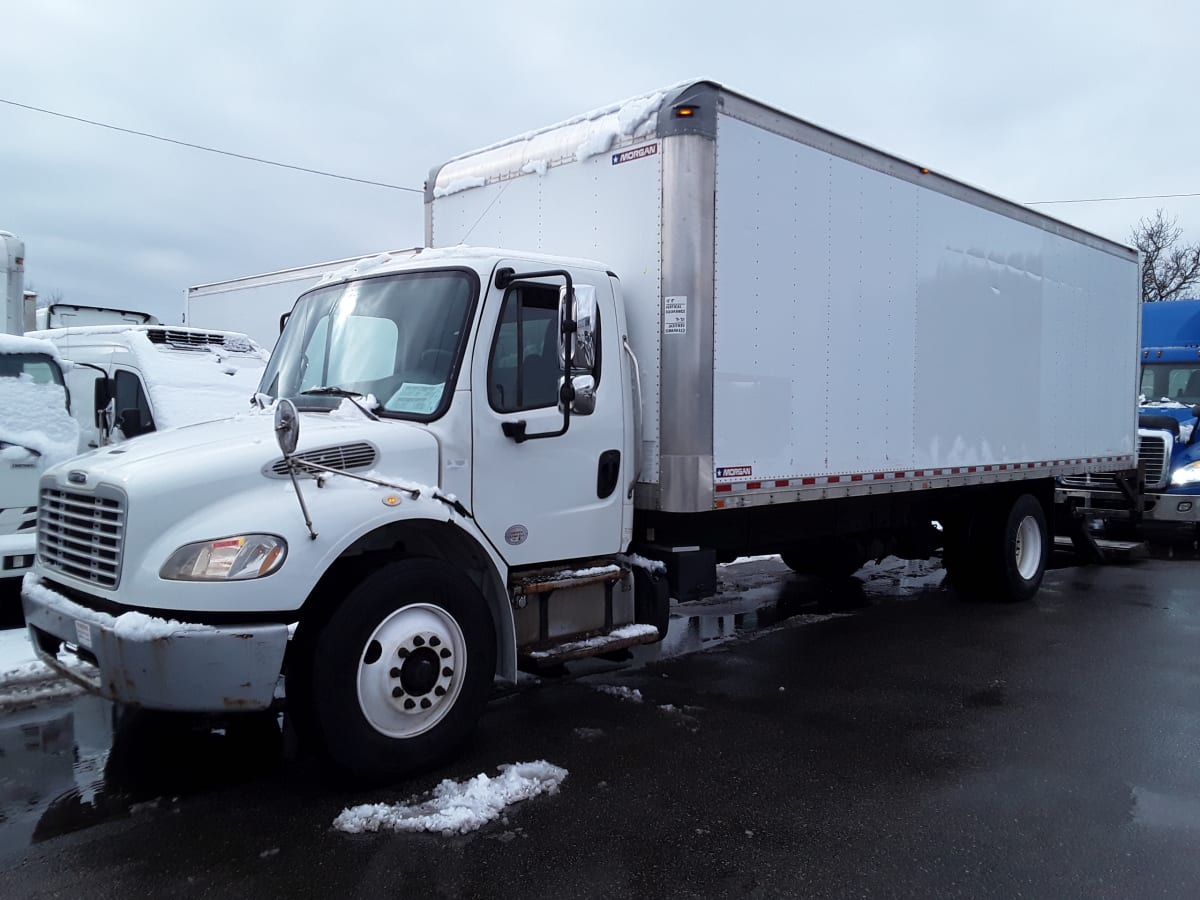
[0,555,947,855]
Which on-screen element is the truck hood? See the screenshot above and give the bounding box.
[1139,402,1199,444]
[46,409,441,495]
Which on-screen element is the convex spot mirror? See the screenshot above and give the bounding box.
[275,398,299,455]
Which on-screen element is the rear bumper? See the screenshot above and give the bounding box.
[21,575,289,712]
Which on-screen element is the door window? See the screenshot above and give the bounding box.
[488,285,562,412]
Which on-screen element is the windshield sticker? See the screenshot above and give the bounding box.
[612,143,658,166]
[388,382,444,414]
[664,296,687,335]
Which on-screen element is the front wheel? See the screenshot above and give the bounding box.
[307,558,496,782]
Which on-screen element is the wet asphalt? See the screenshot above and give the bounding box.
[2,552,1200,899]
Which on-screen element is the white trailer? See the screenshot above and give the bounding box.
[2,231,28,336]
[23,82,1139,781]
[185,252,407,352]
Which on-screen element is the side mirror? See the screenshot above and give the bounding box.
[568,375,596,415]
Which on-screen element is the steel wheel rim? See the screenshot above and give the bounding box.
[1014,515,1043,581]
[356,603,467,739]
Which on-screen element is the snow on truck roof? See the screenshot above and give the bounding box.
[431,81,689,198]
[314,245,611,288]
[0,333,64,362]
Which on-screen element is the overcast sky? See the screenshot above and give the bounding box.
[2,0,1195,325]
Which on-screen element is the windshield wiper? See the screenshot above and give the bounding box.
[299,387,380,421]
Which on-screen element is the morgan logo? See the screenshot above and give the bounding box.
[716,466,753,479]
[612,143,658,166]
[505,524,529,546]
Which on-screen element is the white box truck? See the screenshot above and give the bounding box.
[23,82,1139,781]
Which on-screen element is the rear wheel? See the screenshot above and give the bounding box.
[949,494,1048,603]
[306,558,496,782]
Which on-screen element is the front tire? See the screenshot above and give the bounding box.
[308,558,496,782]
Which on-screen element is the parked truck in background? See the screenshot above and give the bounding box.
[23,81,1141,781]
[185,252,406,352]
[1060,298,1200,544]
[2,231,80,588]
[30,324,270,450]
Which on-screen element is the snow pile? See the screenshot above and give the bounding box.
[0,627,86,710]
[0,377,79,465]
[591,684,644,703]
[332,761,567,835]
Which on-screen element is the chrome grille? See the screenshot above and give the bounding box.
[1059,432,1172,491]
[38,487,126,588]
[1059,473,1118,489]
[269,442,378,477]
[1138,431,1171,489]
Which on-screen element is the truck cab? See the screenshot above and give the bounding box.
[31,324,270,448]
[1132,300,1200,538]
[23,248,654,782]
[0,336,79,582]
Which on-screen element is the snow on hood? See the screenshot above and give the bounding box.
[0,376,79,465]
[120,331,269,429]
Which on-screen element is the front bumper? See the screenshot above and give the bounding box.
[21,576,290,712]
[1058,486,1200,527]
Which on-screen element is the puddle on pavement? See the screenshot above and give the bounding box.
[0,693,284,855]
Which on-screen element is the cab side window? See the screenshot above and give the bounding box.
[114,370,155,437]
[488,285,562,412]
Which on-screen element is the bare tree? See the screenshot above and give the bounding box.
[1133,209,1200,302]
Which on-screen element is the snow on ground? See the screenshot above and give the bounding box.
[0,627,83,710]
[333,761,567,835]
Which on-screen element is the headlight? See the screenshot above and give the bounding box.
[1170,462,1200,487]
[160,534,287,581]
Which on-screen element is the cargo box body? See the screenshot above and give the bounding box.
[428,81,1139,516]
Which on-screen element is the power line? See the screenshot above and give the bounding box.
[6,96,1199,208]
[1028,191,1200,206]
[0,97,422,193]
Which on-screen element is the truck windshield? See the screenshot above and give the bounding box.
[0,352,66,388]
[258,269,476,418]
[1141,362,1200,404]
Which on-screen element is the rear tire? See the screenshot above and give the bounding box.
[307,558,496,783]
[961,494,1048,603]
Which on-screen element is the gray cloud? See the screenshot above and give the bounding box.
[3,0,1196,322]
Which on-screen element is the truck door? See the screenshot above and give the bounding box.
[470,265,627,566]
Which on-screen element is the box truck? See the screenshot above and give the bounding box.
[1060,298,1200,542]
[23,81,1139,781]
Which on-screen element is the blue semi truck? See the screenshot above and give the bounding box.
[1060,299,1200,542]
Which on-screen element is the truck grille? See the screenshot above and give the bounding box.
[1138,431,1171,489]
[37,487,127,588]
[147,327,228,349]
[1059,432,1172,491]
